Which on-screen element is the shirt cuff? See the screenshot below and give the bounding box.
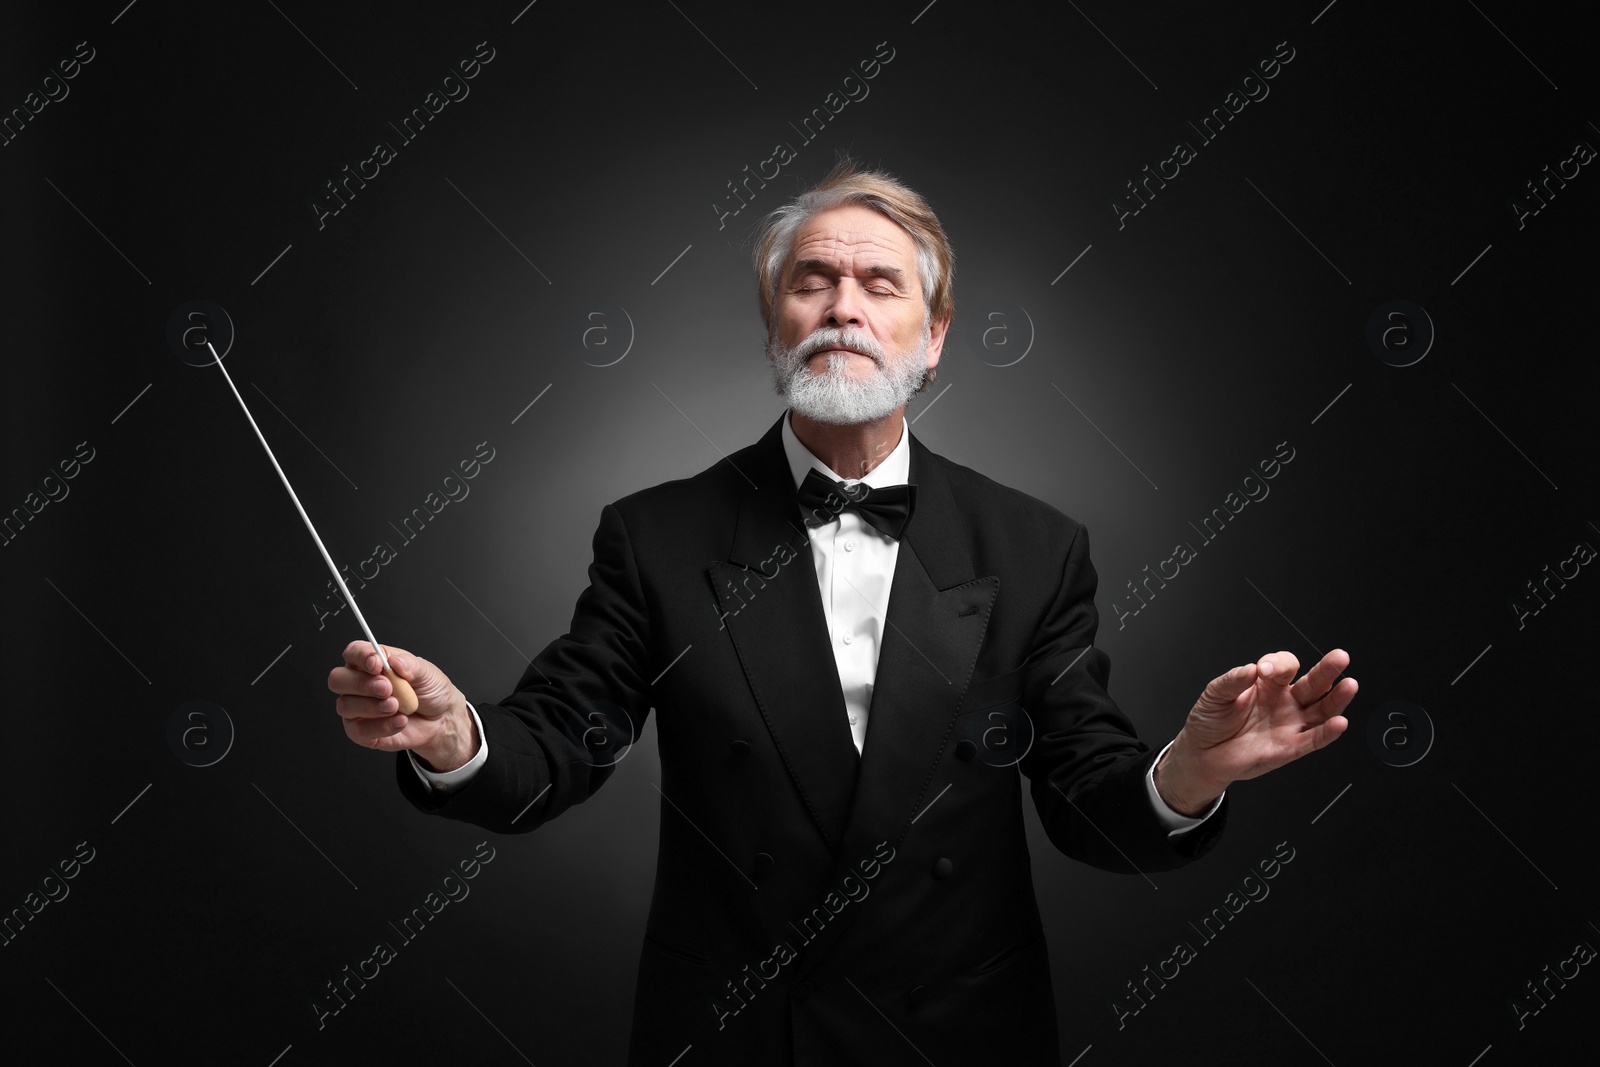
[407,701,488,794]
[1146,738,1224,836]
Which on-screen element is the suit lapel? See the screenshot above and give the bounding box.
[708,413,998,860]
[843,509,998,855]
[796,427,1000,977]
[710,416,861,853]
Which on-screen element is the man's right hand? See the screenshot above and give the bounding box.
[328,641,479,772]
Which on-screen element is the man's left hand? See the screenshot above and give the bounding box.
[1154,649,1356,817]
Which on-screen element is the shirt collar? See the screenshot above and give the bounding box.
[780,407,912,493]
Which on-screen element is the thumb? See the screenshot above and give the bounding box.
[381,644,418,680]
[1195,662,1258,712]
[382,646,449,716]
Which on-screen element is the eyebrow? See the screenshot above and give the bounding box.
[789,258,907,285]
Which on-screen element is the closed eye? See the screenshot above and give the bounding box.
[792,284,898,296]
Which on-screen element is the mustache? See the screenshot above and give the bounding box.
[788,327,887,364]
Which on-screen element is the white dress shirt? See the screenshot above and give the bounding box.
[411,410,1222,835]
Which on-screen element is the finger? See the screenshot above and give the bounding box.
[1267,681,1356,729]
[1284,678,1358,732]
[1309,676,1358,721]
[1249,710,1352,778]
[1196,663,1259,710]
[1293,673,1356,720]
[1290,648,1352,705]
[346,713,412,749]
[336,692,399,720]
[1256,650,1300,687]
[328,665,394,698]
[343,640,385,675]
[1291,712,1350,759]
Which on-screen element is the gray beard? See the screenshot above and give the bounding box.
[767,322,932,426]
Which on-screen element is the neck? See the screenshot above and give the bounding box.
[789,407,905,481]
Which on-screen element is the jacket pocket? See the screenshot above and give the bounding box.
[976,934,1044,975]
[954,667,1031,767]
[958,665,1026,714]
[642,933,711,966]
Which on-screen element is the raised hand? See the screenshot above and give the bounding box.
[1154,649,1357,816]
[328,641,479,771]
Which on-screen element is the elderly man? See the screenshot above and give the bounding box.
[328,161,1356,1065]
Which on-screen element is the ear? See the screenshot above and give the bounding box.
[924,310,951,370]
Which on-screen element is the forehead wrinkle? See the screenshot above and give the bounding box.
[792,229,906,261]
[787,230,915,290]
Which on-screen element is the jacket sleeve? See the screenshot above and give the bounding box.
[1020,522,1227,872]
[394,501,654,834]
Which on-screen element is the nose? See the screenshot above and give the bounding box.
[825,280,866,328]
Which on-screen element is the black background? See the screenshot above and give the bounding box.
[3,1,1597,1063]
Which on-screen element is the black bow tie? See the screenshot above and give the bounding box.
[795,466,917,541]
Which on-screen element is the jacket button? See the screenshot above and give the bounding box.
[753,852,775,878]
[954,739,977,761]
[730,739,751,758]
[793,980,814,1002]
[932,857,953,880]
[909,984,928,1009]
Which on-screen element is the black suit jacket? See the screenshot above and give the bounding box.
[397,411,1227,1065]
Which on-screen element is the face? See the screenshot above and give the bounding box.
[767,203,948,425]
